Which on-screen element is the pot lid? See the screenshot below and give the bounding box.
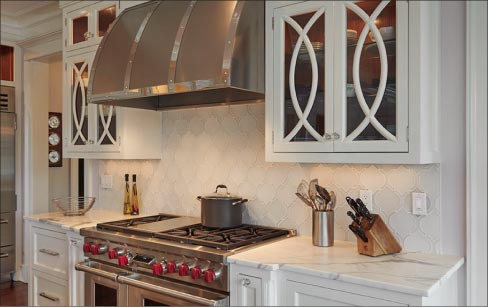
[201,185,242,200]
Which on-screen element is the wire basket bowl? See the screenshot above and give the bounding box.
[52,197,96,216]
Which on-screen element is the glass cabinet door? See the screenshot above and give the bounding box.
[333,0,408,152]
[65,2,118,52]
[91,2,118,43]
[273,2,334,153]
[65,52,95,151]
[94,104,120,152]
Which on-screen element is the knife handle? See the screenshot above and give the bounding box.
[346,197,361,216]
[347,211,361,225]
[349,224,368,243]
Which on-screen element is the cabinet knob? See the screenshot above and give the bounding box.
[332,133,340,140]
[241,278,251,286]
[83,31,94,40]
[325,133,332,140]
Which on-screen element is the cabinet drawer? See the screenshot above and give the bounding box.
[0,245,15,274]
[0,212,15,247]
[237,274,262,306]
[32,227,67,278]
[286,280,407,306]
[32,270,68,306]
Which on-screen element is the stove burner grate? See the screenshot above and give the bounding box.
[154,224,290,250]
[96,214,179,235]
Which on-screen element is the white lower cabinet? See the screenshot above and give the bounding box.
[27,221,85,306]
[32,270,68,306]
[237,274,263,306]
[230,264,460,306]
[284,280,406,306]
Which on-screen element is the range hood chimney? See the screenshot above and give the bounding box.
[87,0,264,110]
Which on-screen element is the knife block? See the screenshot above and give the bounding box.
[352,214,402,257]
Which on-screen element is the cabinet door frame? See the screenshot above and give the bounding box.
[64,1,119,53]
[272,1,335,153]
[63,50,96,153]
[333,0,409,152]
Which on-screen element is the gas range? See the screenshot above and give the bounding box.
[76,213,295,305]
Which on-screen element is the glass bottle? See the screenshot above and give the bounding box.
[123,174,131,214]
[131,174,139,215]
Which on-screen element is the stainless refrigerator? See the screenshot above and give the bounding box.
[1,85,16,281]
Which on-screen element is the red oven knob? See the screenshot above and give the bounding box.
[152,263,164,275]
[118,255,129,266]
[83,243,91,253]
[204,269,216,283]
[108,249,118,259]
[178,263,189,276]
[90,244,100,255]
[166,261,177,273]
[191,267,202,280]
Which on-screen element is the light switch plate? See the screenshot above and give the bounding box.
[101,175,113,189]
[412,192,427,215]
[359,189,373,211]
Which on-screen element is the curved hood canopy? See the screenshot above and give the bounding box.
[87,0,264,110]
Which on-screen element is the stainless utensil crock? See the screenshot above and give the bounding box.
[312,211,334,247]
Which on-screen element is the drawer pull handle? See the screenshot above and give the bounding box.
[39,292,60,302]
[0,219,8,224]
[39,248,60,256]
[0,253,8,258]
[241,278,251,286]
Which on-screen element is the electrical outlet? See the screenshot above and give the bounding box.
[359,189,373,211]
[412,192,427,215]
[101,175,113,189]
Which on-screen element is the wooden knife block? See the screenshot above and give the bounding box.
[352,214,402,257]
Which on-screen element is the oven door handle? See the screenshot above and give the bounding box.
[75,261,118,281]
[117,275,225,306]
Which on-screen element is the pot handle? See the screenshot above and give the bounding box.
[215,184,228,193]
[232,199,248,206]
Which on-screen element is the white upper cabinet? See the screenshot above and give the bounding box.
[266,1,440,164]
[63,1,119,53]
[61,1,162,159]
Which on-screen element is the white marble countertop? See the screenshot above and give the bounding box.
[24,210,135,233]
[227,237,464,297]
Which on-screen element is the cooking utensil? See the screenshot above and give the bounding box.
[349,224,368,242]
[314,195,326,211]
[309,179,318,201]
[329,191,336,210]
[315,184,331,203]
[347,211,361,225]
[296,193,315,210]
[197,184,248,228]
[297,181,317,211]
[356,198,374,222]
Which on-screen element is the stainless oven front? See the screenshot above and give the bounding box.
[76,261,229,306]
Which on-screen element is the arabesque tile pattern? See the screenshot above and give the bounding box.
[98,104,441,253]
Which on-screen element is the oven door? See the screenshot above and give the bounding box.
[119,273,229,306]
[76,261,128,306]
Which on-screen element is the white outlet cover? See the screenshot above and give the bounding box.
[101,175,113,189]
[412,192,427,215]
[359,189,373,211]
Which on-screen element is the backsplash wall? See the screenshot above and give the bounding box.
[98,104,441,254]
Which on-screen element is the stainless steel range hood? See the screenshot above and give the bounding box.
[87,1,264,110]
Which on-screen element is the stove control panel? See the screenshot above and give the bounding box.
[82,237,229,291]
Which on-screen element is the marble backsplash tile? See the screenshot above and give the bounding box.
[98,104,441,254]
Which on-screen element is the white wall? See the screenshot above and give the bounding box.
[23,60,50,214]
[440,1,466,258]
[97,104,442,254]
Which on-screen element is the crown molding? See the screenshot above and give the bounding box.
[17,30,62,49]
[1,2,62,45]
